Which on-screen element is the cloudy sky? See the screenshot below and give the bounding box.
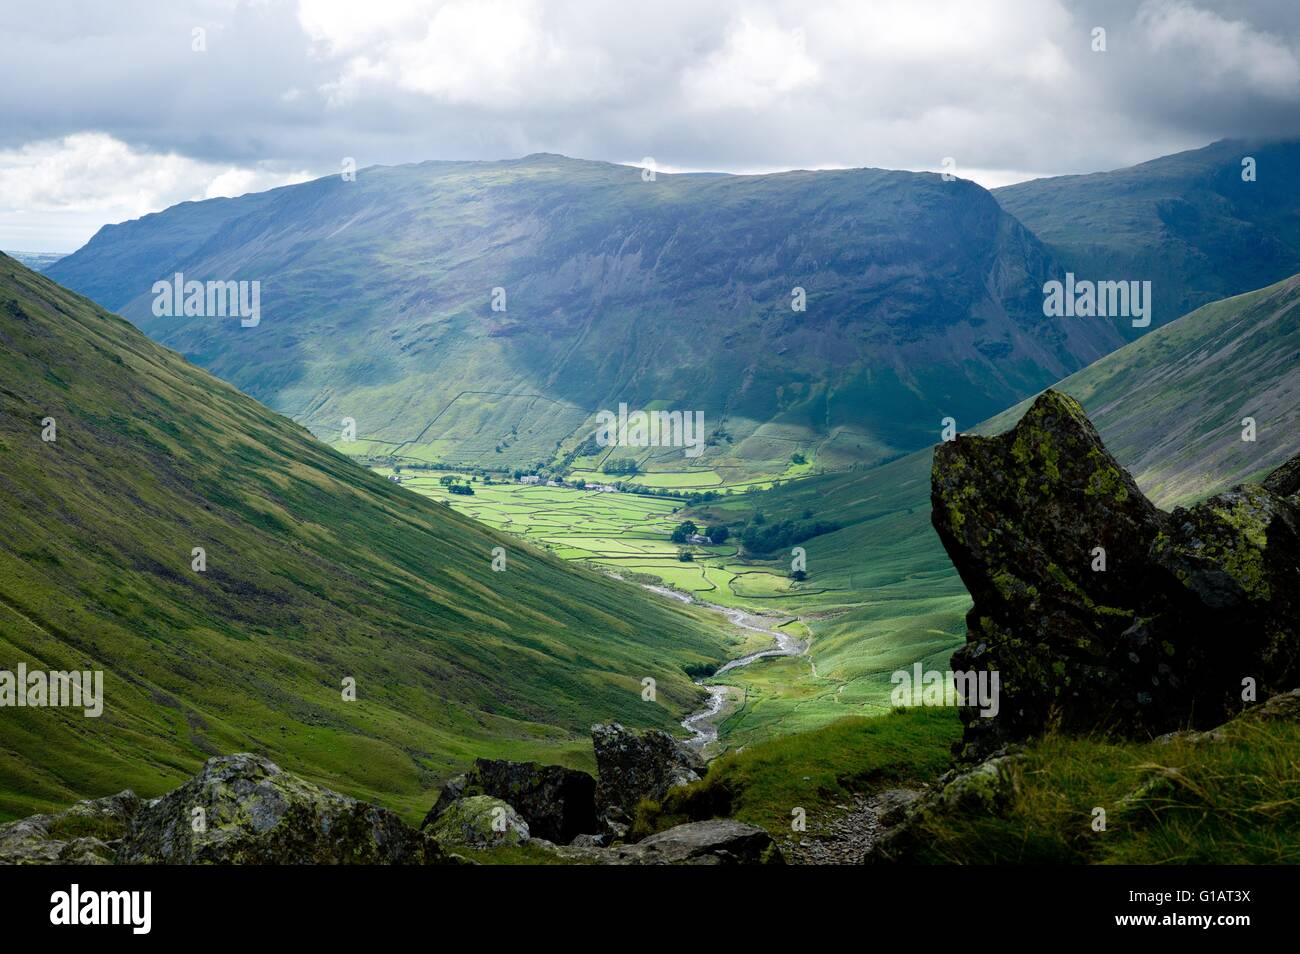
[3,0,1298,250]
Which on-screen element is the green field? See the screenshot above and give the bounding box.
[388,464,968,752]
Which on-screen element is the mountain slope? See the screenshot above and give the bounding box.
[688,271,1300,744]
[0,253,728,822]
[47,154,1121,477]
[995,138,1300,335]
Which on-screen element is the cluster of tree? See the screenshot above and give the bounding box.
[683,662,719,680]
[439,474,476,496]
[669,521,699,543]
[738,514,841,554]
[602,457,640,475]
[670,521,730,545]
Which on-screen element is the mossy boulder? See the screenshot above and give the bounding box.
[932,390,1300,754]
[117,754,444,864]
[0,791,140,865]
[427,795,529,850]
[421,759,596,843]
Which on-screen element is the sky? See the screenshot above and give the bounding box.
[1,0,1298,251]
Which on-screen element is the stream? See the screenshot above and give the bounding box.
[640,585,806,748]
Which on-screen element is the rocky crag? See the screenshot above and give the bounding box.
[1,723,780,866]
[931,389,1300,757]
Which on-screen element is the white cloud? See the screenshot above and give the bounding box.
[0,0,1296,248]
[306,0,604,107]
[682,18,820,110]
[1138,0,1300,96]
[0,134,312,251]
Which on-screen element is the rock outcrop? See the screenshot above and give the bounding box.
[1,755,459,866]
[591,722,706,834]
[931,390,1300,755]
[119,754,444,864]
[420,759,596,843]
[0,791,140,865]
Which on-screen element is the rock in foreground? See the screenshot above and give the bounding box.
[421,758,596,843]
[591,722,706,833]
[932,390,1300,754]
[0,791,140,865]
[120,754,441,864]
[607,819,782,865]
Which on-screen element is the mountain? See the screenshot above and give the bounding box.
[0,253,728,822]
[689,271,1300,742]
[46,154,1121,477]
[995,138,1300,335]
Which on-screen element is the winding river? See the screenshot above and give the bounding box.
[641,585,807,748]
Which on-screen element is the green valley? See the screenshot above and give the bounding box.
[0,253,737,824]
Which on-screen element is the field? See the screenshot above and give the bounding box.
[386,461,971,752]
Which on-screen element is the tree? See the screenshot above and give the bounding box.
[670,521,699,544]
[705,525,730,544]
[791,452,807,465]
[678,550,694,562]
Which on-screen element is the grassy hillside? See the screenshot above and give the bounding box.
[47,154,1120,478]
[995,137,1300,336]
[684,272,1300,746]
[0,253,731,823]
[637,702,1300,864]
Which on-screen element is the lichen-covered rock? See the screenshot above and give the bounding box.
[117,754,441,864]
[426,795,529,850]
[0,791,140,865]
[931,390,1300,755]
[591,722,705,832]
[421,759,596,843]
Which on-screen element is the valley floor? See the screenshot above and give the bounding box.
[378,465,968,752]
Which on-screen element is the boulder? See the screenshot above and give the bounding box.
[607,819,782,865]
[421,759,596,843]
[931,389,1300,755]
[117,754,442,864]
[426,795,529,850]
[591,722,706,829]
[0,790,140,865]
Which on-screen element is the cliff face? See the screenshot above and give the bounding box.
[931,390,1300,756]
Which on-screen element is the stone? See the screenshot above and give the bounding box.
[931,389,1300,756]
[426,795,529,850]
[591,722,706,827]
[0,790,140,865]
[117,753,441,864]
[421,759,596,843]
[607,819,782,865]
